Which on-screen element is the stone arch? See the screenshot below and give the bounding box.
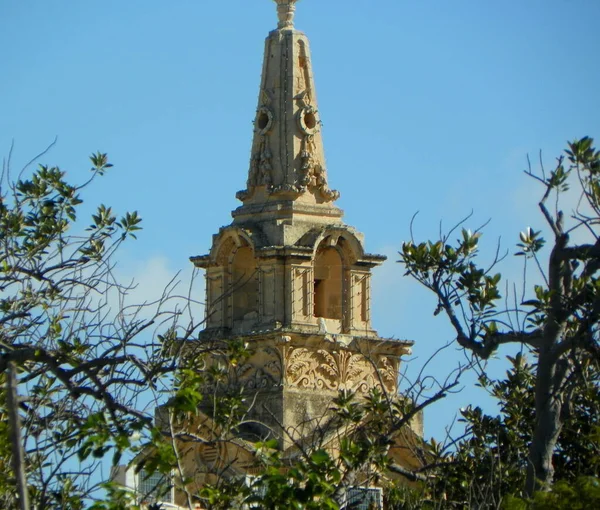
[205,228,259,331]
[210,227,254,266]
[307,228,368,331]
[304,227,365,265]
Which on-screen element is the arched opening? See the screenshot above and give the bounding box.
[313,247,343,320]
[231,246,258,323]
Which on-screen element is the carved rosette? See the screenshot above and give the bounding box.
[285,347,397,394]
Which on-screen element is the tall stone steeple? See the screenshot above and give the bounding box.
[234,0,342,245]
[190,0,413,450]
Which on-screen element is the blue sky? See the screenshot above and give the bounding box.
[2,0,599,441]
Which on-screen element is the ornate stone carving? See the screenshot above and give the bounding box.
[298,137,340,202]
[237,346,283,390]
[286,348,339,391]
[297,105,320,136]
[238,93,276,201]
[274,0,298,29]
[247,144,273,188]
[203,345,283,393]
[256,106,274,136]
[270,183,302,195]
[246,98,274,190]
[378,356,398,393]
[285,347,397,394]
[215,236,237,266]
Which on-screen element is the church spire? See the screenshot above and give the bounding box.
[234,0,341,231]
[189,0,414,461]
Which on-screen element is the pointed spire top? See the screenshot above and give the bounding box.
[274,0,299,29]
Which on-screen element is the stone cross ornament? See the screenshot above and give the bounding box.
[274,0,298,29]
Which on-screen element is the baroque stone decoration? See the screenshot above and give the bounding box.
[285,347,397,394]
[178,3,420,503]
[237,345,283,390]
[299,136,340,202]
[234,2,339,207]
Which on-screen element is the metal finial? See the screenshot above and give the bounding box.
[274,0,298,29]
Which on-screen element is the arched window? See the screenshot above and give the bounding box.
[231,246,258,322]
[313,247,343,320]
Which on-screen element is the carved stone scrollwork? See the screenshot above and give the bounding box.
[236,188,250,201]
[297,137,340,202]
[256,106,274,136]
[236,346,283,390]
[203,346,284,393]
[270,183,303,196]
[378,356,398,393]
[246,138,273,189]
[285,347,397,394]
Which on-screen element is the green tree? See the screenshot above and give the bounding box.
[431,354,599,507]
[185,379,457,510]
[0,151,198,509]
[505,476,600,510]
[400,137,600,495]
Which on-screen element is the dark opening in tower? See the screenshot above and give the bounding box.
[313,247,342,320]
[231,246,258,323]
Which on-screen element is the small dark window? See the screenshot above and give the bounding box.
[257,112,270,130]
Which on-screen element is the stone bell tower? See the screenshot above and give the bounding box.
[191,0,412,449]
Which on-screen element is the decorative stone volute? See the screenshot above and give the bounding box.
[274,0,298,29]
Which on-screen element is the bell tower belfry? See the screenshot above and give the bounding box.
[191,0,413,448]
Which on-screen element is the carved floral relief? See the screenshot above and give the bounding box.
[202,341,397,395]
[285,346,396,394]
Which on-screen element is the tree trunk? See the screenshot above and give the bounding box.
[7,362,30,510]
[525,352,566,496]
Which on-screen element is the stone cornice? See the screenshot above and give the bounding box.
[232,200,344,221]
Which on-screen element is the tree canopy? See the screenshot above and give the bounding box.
[400,137,600,495]
[0,152,198,508]
[2,138,599,510]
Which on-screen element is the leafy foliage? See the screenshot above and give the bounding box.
[504,477,600,510]
[430,355,599,507]
[0,152,195,508]
[399,137,600,494]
